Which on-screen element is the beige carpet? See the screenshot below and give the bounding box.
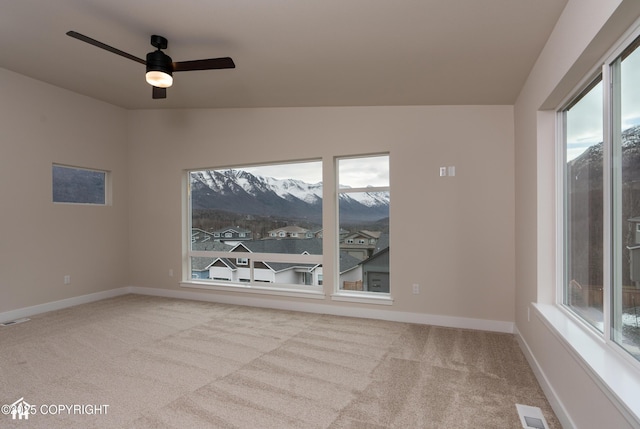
[0,294,560,428]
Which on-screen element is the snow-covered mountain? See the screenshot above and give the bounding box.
[190,169,389,222]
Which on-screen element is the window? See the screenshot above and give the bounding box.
[52,164,107,205]
[337,154,390,294]
[562,34,640,361]
[187,161,323,292]
[563,76,604,331]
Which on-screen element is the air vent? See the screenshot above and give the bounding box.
[1,318,30,327]
[516,404,549,429]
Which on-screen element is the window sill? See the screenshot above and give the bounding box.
[331,291,394,306]
[180,281,326,300]
[533,303,640,425]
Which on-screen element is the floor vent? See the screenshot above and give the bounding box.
[516,404,549,429]
[1,317,30,327]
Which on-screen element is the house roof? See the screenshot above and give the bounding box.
[340,252,362,274]
[212,226,252,234]
[238,238,322,255]
[194,237,367,274]
[268,226,309,234]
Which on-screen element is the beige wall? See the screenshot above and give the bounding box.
[0,70,516,324]
[514,0,640,427]
[127,106,515,322]
[0,68,129,312]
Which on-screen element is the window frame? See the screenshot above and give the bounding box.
[52,163,110,206]
[557,28,640,369]
[559,73,605,333]
[332,153,392,305]
[182,160,325,299]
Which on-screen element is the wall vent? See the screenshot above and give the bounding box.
[1,318,30,327]
[516,404,549,429]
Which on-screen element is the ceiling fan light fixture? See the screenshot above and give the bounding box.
[145,50,173,88]
[145,70,173,88]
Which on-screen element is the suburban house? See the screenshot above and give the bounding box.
[340,230,383,260]
[191,233,376,289]
[2,1,640,428]
[211,226,253,242]
[267,225,313,239]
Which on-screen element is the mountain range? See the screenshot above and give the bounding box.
[190,169,389,223]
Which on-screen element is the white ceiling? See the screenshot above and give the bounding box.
[0,0,568,110]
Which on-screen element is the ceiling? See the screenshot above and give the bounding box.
[0,0,568,110]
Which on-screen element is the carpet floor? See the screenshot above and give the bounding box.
[0,294,560,428]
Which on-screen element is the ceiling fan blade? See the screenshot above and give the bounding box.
[173,57,235,72]
[66,31,146,65]
[152,86,167,99]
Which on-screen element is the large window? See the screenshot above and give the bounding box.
[562,34,640,361]
[52,164,108,205]
[337,154,390,293]
[187,160,323,292]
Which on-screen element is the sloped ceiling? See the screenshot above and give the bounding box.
[0,0,567,109]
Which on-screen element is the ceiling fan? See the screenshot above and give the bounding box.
[66,31,235,99]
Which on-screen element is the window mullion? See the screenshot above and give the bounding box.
[603,62,615,343]
[609,55,626,346]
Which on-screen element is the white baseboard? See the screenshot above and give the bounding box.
[0,285,514,334]
[129,285,514,333]
[0,287,130,324]
[514,325,575,429]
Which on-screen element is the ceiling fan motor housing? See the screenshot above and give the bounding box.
[146,50,173,75]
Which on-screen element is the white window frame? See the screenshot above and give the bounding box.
[182,160,325,299]
[549,22,640,425]
[558,27,640,367]
[332,153,392,305]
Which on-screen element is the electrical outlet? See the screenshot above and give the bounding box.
[169,269,174,277]
[64,275,71,285]
[412,283,420,294]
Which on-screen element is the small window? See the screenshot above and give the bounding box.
[236,257,248,266]
[52,164,107,205]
